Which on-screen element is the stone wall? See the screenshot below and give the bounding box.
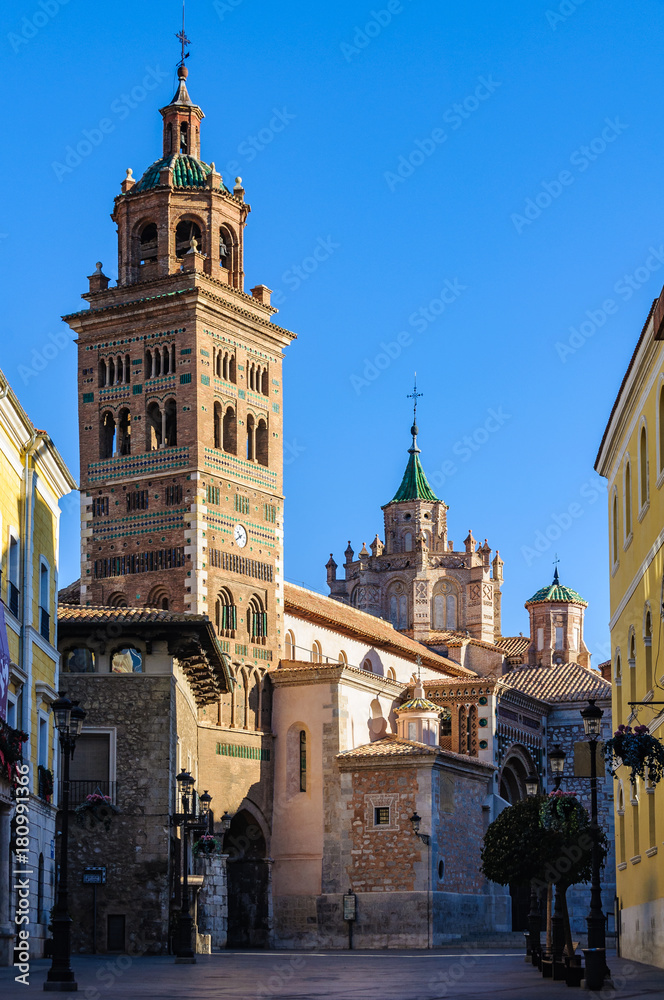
[194,853,228,949]
[62,674,178,955]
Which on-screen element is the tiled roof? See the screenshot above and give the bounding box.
[500,662,611,704]
[526,570,587,607]
[58,580,81,605]
[496,636,531,657]
[58,604,209,624]
[418,630,503,653]
[284,583,474,677]
[132,154,231,194]
[386,451,441,505]
[337,736,441,759]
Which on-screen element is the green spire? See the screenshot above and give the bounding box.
[386,378,441,504]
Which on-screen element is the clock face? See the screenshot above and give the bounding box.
[234,523,248,548]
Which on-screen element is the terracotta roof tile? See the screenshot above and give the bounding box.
[58,604,209,624]
[500,662,611,704]
[496,636,531,657]
[337,736,495,769]
[284,583,474,677]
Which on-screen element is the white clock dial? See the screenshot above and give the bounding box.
[234,523,248,548]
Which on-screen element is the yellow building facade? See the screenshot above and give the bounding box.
[596,289,664,967]
[0,369,76,964]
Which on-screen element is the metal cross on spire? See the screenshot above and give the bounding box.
[176,0,191,67]
[407,373,423,425]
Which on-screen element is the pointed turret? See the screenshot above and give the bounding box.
[159,65,204,159]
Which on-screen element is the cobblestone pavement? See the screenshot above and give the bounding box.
[2,950,664,999]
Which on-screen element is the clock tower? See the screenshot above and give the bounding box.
[64,64,296,673]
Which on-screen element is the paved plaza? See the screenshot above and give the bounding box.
[2,950,664,1000]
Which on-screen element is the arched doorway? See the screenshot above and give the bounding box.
[500,746,538,931]
[223,809,270,947]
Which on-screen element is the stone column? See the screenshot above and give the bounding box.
[194,853,228,950]
[0,800,14,966]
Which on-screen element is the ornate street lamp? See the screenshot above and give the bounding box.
[580,699,606,969]
[549,746,566,791]
[44,692,86,992]
[525,772,540,798]
[175,770,196,964]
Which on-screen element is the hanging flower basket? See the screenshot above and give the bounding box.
[0,719,28,785]
[75,791,120,832]
[540,791,588,836]
[603,725,664,784]
[192,834,220,857]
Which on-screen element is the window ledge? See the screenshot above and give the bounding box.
[611,559,620,578]
[630,854,642,865]
[617,861,628,871]
[646,846,658,857]
[657,468,664,490]
[623,532,633,552]
[638,501,650,523]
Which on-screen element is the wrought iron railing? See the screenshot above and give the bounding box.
[60,780,117,807]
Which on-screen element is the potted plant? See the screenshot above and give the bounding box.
[38,765,54,802]
[75,791,120,831]
[192,833,220,857]
[603,724,664,784]
[0,719,28,784]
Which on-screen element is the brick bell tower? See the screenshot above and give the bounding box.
[63,63,296,668]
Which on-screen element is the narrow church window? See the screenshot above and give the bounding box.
[612,493,619,564]
[146,402,162,451]
[362,659,373,672]
[374,807,390,825]
[572,626,579,649]
[145,350,153,379]
[219,228,232,270]
[261,369,269,395]
[99,359,107,387]
[248,596,267,643]
[624,459,632,538]
[213,402,222,449]
[154,348,162,377]
[555,627,564,650]
[166,123,173,155]
[338,650,348,665]
[223,406,237,454]
[404,532,413,552]
[108,357,115,385]
[139,223,158,265]
[299,730,307,792]
[246,414,255,461]
[100,411,116,459]
[640,425,649,510]
[175,219,202,258]
[256,419,268,466]
[311,641,322,664]
[179,122,189,154]
[408,721,417,740]
[164,397,177,446]
[285,631,295,659]
[118,408,131,456]
[537,627,544,651]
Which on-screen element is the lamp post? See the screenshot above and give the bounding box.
[549,746,566,791]
[175,770,196,964]
[410,812,431,948]
[580,699,605,955]
[44,693,86,992]
[525,773,542,962]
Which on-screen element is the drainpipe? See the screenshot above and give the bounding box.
[20,425,39,739]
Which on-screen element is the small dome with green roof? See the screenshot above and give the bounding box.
[132,153,231,194]
[526,568,587,607]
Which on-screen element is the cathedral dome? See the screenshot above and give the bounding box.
[526,568,587,607]
[132,153,231,193]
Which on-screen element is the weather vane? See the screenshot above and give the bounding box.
[176,0,191,67]
[407,373,423,425]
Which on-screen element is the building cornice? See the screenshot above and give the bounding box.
[270,660,406,695]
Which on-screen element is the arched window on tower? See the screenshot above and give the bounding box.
[285,630,295,660]
[404,532,413,552]
[214,402,222,449]
[145,350,153,379]
[139,222,158,265]
[261,369,269,395]
[229,354,236,384]
[117,408,131,456]
[389,590,408,629]
[247,595,267,644]
[100,411,116,459]
[162,346,170,375]
[256,419,268,467]
[175,220,202,258]
[246,414,256,461]
[154,348,162,377]
[146,402,162,451]
[215,587,236,637]
[99,359,107,387]
[148,585,170,610]
[223,406,237,454]
[311,640,322,664]
[432,584,457,630]
[179,122,189,154]
[108,357,115,385]
[219,227,233,272]
[164,398,177,446]
[166,123,173,155]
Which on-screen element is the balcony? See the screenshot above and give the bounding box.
[8,582,19,617]
[60,780,116,808]
[39,607,50,641]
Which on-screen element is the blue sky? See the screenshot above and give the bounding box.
[2,0,663,660]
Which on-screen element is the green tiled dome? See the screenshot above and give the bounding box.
[526,569,587,607]
[387,451,440,505]
[398,697,444,714]
[132,154,230,193]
